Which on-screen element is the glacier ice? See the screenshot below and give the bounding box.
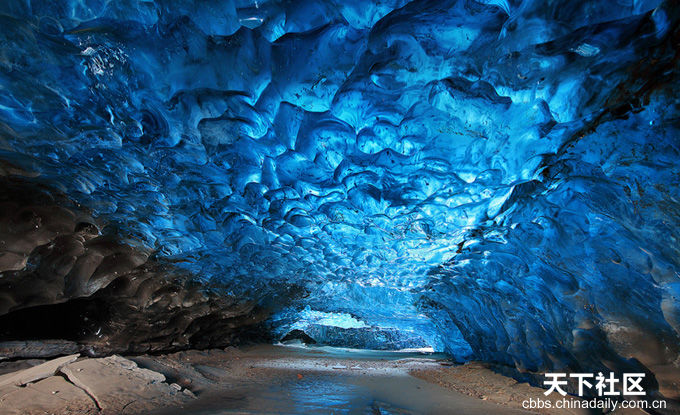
[0,0,679,379]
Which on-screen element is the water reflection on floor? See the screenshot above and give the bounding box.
[158,370,529,415]
[228,374,409,414]
[149,345,533,415]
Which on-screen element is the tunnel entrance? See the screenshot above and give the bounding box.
[275,308,473,358]
[280,325,435,351]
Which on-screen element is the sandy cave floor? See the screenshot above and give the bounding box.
[0,344,674,415]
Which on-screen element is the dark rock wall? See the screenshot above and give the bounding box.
[0,178,270,357]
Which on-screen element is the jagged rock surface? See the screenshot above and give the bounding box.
[0,354,192,414]
[0,179,270,356]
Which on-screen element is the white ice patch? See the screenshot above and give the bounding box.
[292,308,369,329]
[571,43,601,57]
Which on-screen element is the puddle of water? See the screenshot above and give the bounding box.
[149,346,532,415]
[154,371,529,415]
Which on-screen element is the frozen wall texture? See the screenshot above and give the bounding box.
[0,0,679,387]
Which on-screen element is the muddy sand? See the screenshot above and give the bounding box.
[0,344,672,414]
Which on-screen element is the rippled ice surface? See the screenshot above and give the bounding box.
[1,0,679,373]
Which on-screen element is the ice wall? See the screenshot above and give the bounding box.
[0,0,678,378]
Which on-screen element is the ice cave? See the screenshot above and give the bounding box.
[0,0,678,413]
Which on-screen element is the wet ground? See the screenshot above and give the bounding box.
[5,344,660,414]
[151,345,532,415]
[154,371,530,415]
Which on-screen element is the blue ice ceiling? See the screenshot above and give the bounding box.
[1,0,680,372]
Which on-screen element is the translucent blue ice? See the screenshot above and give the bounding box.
[292,308,369,330]
[0,0,679,374]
